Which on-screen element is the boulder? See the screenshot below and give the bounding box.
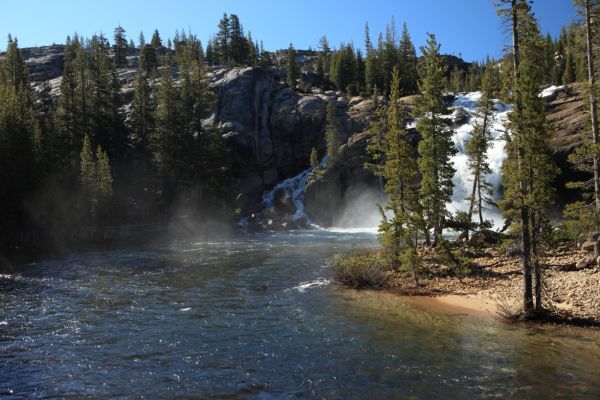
[452,107,469,126]
[576,256,595,270]
[581,240,596,253]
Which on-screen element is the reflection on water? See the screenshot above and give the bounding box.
[1,231,600,399]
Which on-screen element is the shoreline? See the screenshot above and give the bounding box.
[400,294,503,319]
[336,243,600,328]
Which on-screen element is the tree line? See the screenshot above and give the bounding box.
[0,24,232,252]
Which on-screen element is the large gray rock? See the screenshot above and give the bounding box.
[209,67,329,212]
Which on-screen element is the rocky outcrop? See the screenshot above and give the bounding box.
[545,83,587,152]
[8,43,595,227]
[19,45,65,81]
[208,67,330,212]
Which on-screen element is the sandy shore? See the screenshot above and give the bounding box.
[381,245,600,324]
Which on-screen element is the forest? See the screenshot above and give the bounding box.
[0,0,599,321]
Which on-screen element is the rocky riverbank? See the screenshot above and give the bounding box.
[344,244,600,326]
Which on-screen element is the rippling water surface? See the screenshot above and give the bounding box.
[1,231,600,399]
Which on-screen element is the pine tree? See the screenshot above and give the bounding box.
[382,18,398,95]
[355,49,366,93]
[80,133,96,217]
[113,25,129,68]
[216,13,231,65]
[465,68,496,237]
[416,34,457,244]
[562,51,576,83]
[259,41,272,67]
[4,35,29,92]
[364,23,378,95]
[497,0,557,315]
[380,67,421,280]
[330,44,356,92]
[398,23,418,95]
[0,48,40,246]
[229,14,248,66]
[152,69,183,201]
[286,43,299,87]
[95,145,113,219]
[140,44,158,74]
[325,100,342,166]
[246,32,257,66]
[150,29,163,48]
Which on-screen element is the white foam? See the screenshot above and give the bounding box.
[325,227,379,234]
[291,278,331,293]
[261,157,328,224]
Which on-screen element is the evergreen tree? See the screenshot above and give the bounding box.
[330,44,356,92]
[139,31,146,48]
[229,14,248,65]
[0,50,40,246]
[379,67,421,280]
[416,34,457,244]
[258,41,272,67]
[316,36,330,84]
[325,100,342,166]
[355,49,366,93]
[286,43,299,87]
[140,44,158,73]
[497,0,557,314]
[80,134,113,220]
[397,23,419,95]
[216,13,231,65]
[364,23,379,95]
[113,25,129,68]
[465,68,496,236]
[246,32,257,66]
[80,133,96,216]
[4,35,29,92]
[152,69,182,201]
[150,29,163,48]
[562,50,576,83]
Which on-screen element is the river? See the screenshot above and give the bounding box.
[1,231,600,399]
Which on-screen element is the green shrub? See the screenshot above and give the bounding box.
[328,251,390,289]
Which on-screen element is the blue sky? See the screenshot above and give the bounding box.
[1,0,576,61]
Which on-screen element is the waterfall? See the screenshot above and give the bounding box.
[448,92,511,230]
[258,157,328,227]
[252,92,511,232]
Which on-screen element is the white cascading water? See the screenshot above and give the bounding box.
[260,157,328,225]
[448,92,511,230]
[256,89,577,232]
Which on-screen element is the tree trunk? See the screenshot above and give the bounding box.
[467,168,478,240]
[511,0,533,314]
[531,209,542,312]
[584,0,600,258]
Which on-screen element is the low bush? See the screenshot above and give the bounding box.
[328,250,390,289]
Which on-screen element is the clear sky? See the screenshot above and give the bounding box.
[1,0,577,61]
